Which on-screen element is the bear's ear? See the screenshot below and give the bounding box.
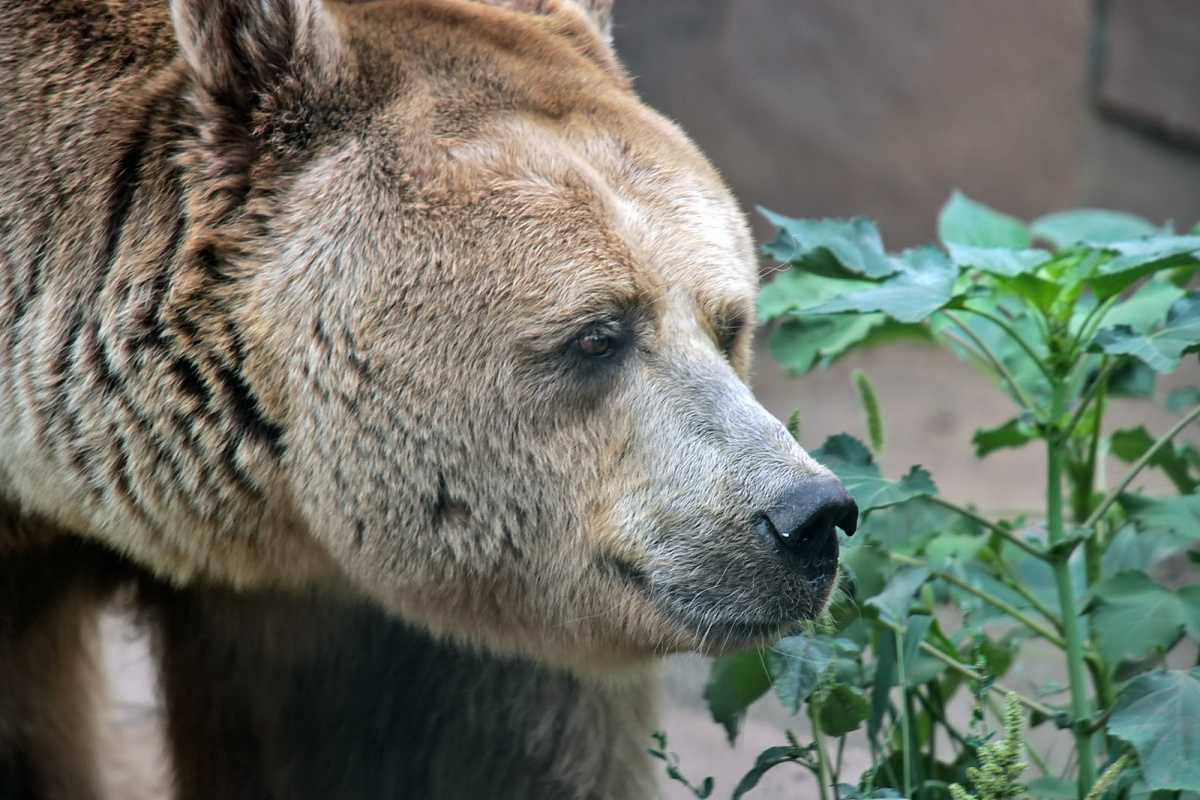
[475,0,613,42]
[171,0,340,106]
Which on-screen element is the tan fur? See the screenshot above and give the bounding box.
[0,1,847,797]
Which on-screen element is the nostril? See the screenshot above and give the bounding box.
[764,478,859,556]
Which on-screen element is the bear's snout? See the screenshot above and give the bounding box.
[758,477,858,567]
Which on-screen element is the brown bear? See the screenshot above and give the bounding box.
[0,0,859,797]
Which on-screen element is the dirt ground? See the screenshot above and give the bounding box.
[96,341,1199,799]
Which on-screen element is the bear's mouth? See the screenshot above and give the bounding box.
[602,551,838,652]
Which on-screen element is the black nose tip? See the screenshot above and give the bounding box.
[762,478,859,558]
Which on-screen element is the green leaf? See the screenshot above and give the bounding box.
[1086,237,1200,300]
[901,614,934,675]
[1031,209,1159,248]
[1090,293,1200,373]
[1109,426,1197,494]
[1101,278,1186,333]
[758,269,875,324]
[1026,776,1082,799]
[839,543,894,601]
[1103,523,1198,577]
[867,567,931,628]
[1086,572,1198,661]
[770,633,837,713]
[805,246,960,323]
[945,243,1051,277]
[972,417,1040,457]
[813,434,938,512]
[1107,359,1156,398]
[1109,668,1200,791]
[768,314,924,376]
[731,747,801,800]
[1168,386,1200,412]
[760,209,896,280]
[813,683,871,736]
[939,190,1031,248]
[1118,493,1200,539]
[869,628,897,739]
[995,272,1065,314]
[704,648,771,743]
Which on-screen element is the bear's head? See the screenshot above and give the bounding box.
[172,0,858,671]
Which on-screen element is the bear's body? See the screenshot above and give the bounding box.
[0,1,857,797]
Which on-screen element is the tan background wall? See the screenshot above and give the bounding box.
[613,0,1200,248]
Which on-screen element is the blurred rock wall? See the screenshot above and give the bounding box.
[613,0,1200,248]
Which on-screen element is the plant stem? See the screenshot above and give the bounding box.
[1046,378,1097,792]
[811,691,831,800]
[1080,377,1106,584]
[1070,294,1120,360]
[991,568,1064,634]
[926,496,1049,560]
[1084,403,1200,528]
[1062,355,1126,440]
[958,306,1053,382]
[889,553,1066,647]
[916,641,1057,718]
[940,311,1041,412]
[895,630,914,800]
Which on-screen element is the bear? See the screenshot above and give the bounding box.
[0,0,859,798]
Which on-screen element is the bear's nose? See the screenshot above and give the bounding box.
[760,478,858,561]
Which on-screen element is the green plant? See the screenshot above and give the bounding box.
[691,193,1200,800]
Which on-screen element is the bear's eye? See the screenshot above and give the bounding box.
[580,332,614,357]
[715,314,747,357]
[575,322,626,360]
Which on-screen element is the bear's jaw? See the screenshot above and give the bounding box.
[645,559,842,655]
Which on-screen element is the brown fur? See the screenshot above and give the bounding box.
[0,1,850,797]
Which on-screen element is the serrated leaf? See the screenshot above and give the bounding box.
[1101,278,1186,333]
[1086,572,1192,661]
[704,648,771,743]
[995,272,1065,313]
[813,683,871,736]
[731,747,800,800]
[867,567,931,628]
[768,314,925,376]
[939,190,1031,248]
[769,633,837,713]
[901,614,934,676]
[813,434,938,512]
[1031,209,1160,248]
[1109,426,1197,493]
[972,417,1039,457]
[858,465,940,513]
[1107,359,1157,398]
[869,628,896,738]
[758,269,875,324]
[1087,237,1200,300]
[1109,668,1200,791]
[1090,293,1200,373]
[839,544,893,601]
[1119,493,1200,538]
[805,246,959,323]
[946,243,1052,277]
[760,209,896,280]
[1103,522,1198,577]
